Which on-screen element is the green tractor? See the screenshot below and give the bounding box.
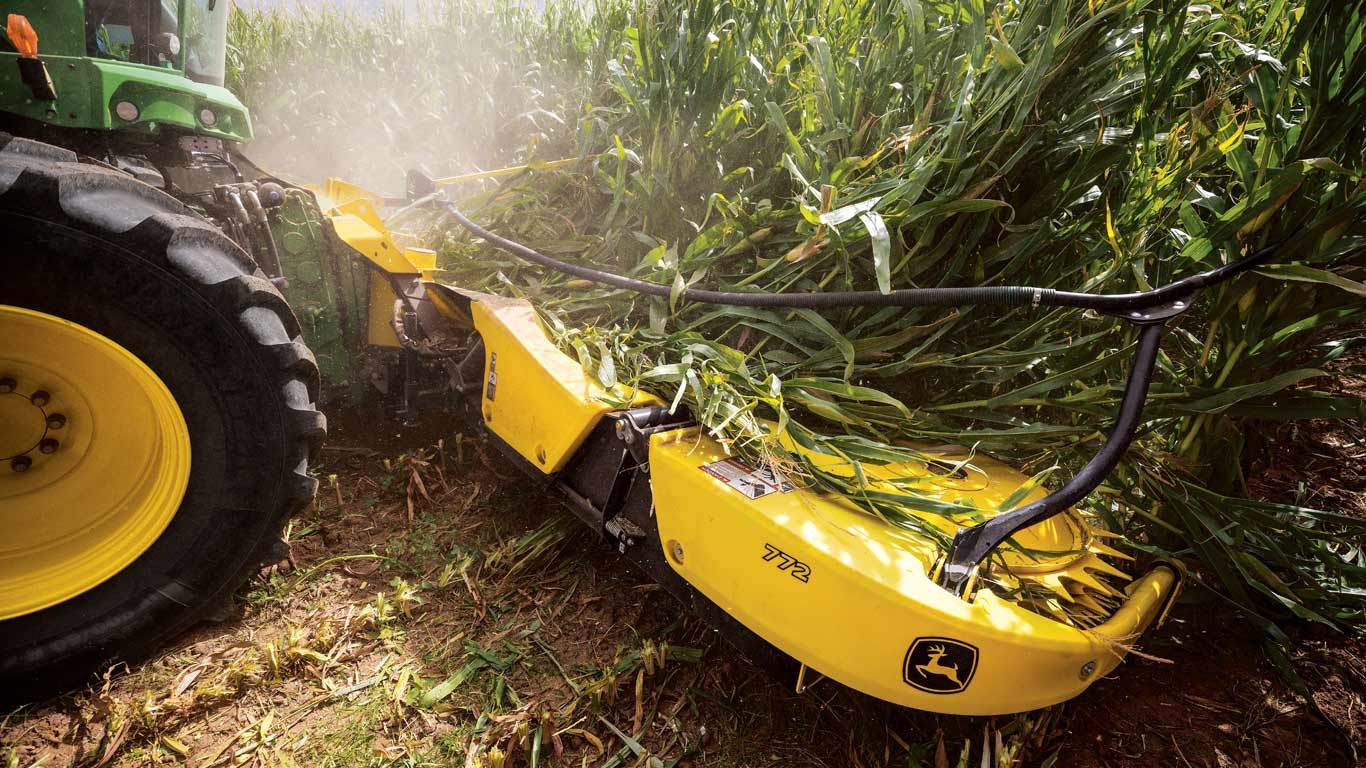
[0,1,420,699]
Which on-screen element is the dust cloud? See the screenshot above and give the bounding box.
[231,0,577,195]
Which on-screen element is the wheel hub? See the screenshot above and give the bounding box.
[0,388,47,461]
[0,305,191,620]
[0,378,71,473]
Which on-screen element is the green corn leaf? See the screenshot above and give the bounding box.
[860,211,893,294]
[794,309,856,381]
[1256,264,1366,296]
[1175,369,1326,414]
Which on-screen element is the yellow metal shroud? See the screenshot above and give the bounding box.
[421,282,1181,716]
[464,294,661,472]
[313,178,436,348]
[649,432,1177,714]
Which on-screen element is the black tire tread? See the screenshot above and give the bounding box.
[0,133,324,693]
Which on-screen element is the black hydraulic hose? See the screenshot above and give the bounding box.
[244,188,285,278]
[440,200,1295,597]
[442,202,1283,312]
[937,322,1166,596]
[224,189,259,264]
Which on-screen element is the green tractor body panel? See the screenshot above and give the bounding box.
[267,190,371,397]
[1,0,249,141]
[0,53,251,141]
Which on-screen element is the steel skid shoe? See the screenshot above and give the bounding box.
[415,281,1184,716]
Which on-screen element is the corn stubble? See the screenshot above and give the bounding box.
[231,1,1365,639]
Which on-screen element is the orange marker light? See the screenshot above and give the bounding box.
[6,14,39,58]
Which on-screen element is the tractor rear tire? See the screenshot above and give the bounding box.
[0,135,325,702]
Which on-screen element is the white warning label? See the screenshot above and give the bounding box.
[700,458,795,499]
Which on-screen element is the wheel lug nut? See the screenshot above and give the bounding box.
[39,438,59,454]
[47,413,66,429]
[30,390,50,407]
[11,456,31,472]
[0,377,14,393]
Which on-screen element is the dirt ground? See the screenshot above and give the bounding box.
[2,407,1362,768]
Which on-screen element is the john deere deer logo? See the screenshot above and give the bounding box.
[903,637,978,694]
[916,645,963,685]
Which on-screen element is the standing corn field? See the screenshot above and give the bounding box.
[395,0,1365,643]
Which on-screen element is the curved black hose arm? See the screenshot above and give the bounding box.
[936,320,1168,596]
[438,198,1289,598]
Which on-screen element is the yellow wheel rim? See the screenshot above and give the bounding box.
[0,305,191,620]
